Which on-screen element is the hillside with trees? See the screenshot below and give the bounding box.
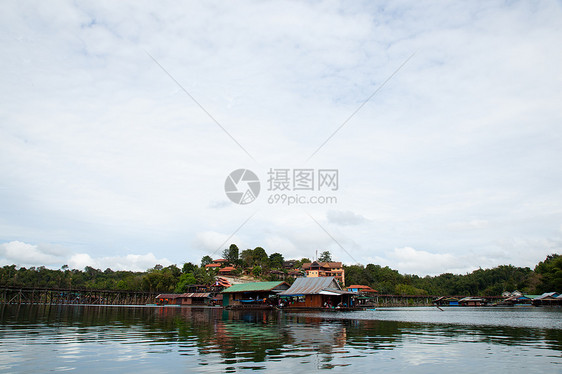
[1,246,560,296]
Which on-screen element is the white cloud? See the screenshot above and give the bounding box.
[0,241,172,271]
[326,210,369,226]
[370,247,472,276]
[0,241,68,266]
[68,252,172,272]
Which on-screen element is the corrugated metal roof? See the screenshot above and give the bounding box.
[534,292,560,300]
[279,277,342,295]
[222,281,289,293]
[155,294,181,299]
[181,293,211,298]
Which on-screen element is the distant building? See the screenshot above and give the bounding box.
[283,260,297,269]
[301,261,345,285]
[205,258,232,271]
[218,266,236,275]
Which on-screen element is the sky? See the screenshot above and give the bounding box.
[1,1,561,276]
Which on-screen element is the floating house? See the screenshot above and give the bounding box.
[502,294,536,306]
[433,296,459,306]
[531,292,562,306]
[458,297,486,306]
[347,285,378,294]
[347,285,377,306]
[278,277,355,309]
[155,293,212,306]
[221,281,290,309]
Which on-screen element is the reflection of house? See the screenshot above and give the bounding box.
[278,277,355,309]
[222,281,290,308]
[156,293,212,306]
[301,261,345,284]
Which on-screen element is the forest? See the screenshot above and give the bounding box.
[0,244,560,296]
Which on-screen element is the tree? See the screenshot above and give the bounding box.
[222,244,240,264]
[240,249,255,268]
[293,258,311,269]
[182,262,197,274]
[535,254,562,293]
[269,253,284,269]
[252,266,262,277]
[253,247,268,267]
[175,272,197,292]
[318,251,332,262]
[201,255,213,267]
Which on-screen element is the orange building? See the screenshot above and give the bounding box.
[301,261,345,285]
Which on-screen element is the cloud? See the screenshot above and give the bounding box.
[0,241,68,266]
[447,219,488,230]
[0,241,172,271]
[68,252,172,272]
[369,247,471,276]
[326,210,369,226]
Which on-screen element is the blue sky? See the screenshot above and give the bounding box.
[1,1,561,275]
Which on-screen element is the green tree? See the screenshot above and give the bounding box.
[269,253,284,269]
[318,251,332,262]
[182,262,197,274]
[252,266,262,277]
[175,272,197,292]
[240,249,255,268]
[201,255,213,267]
[253,247,268,267]
[223,244,240,264]
[535,254,562,293]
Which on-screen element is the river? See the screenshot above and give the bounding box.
[0,305,560,373]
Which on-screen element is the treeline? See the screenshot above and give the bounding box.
[0,247,560,296]
[344,254,562,296]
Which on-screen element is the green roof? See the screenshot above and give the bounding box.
[222,281,288,293]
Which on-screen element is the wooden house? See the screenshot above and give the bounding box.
[347,285,378,294]
[458,297,486,306]
[155,293,212,306]
[532,292,562,306]
[278,277,355,309]
[221,281,290,309]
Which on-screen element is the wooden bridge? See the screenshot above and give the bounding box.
[1,286,505,307]
[0,286,158,305]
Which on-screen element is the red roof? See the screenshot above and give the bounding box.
[205,263,221,268]
[347,285,378,293]
[218,266,236,272]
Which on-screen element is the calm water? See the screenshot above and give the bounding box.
[0,305,561,373]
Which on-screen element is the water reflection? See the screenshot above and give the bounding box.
[0,304,560,373]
